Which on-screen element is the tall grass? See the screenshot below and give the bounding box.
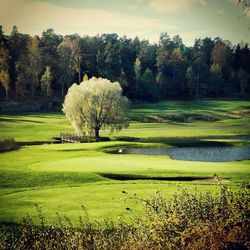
[0,186,249,250]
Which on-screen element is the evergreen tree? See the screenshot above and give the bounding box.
[209,63,223,97]
[57,38,74,96]
[0,37,10,99]
[27,36,42,96]
[41,66,53,97]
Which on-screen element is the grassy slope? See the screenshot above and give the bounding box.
[0,101,249,225]
[0,100,249,142]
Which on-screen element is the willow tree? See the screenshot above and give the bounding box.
[0,44,10,99]
[62,77,129,138]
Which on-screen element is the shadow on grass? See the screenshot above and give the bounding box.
[0,171,105,189]
[56,148,88,152]
[115,137,231,148]
[98,173,213,182]
[115,135,250,147]
[0,117,44,124]
[16,141,58,146]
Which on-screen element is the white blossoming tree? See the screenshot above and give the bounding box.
[62,77,129,138]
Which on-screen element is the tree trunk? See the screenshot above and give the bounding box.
[196,71,200,98]
[173,68,176,83]
[216,82,219,98]
[61,83,64,97]
[94,128,100,138]
[78,63,81,83]
[5,88,9,100]
[240,82,246,96]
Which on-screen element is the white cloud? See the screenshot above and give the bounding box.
[129,30,161,43]
[149,0,207,13]
[179,30,212,46]
[0,0,180,37]
[1,0,224,46]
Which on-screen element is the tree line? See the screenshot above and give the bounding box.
[0,25,249,101]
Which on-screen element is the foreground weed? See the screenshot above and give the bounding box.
[0,186,249,250]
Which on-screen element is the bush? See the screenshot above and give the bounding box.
[0,138,17,152]
[0,186,249,249]
[142,186,249,249]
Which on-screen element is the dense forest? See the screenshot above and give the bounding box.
[0,25,249,102]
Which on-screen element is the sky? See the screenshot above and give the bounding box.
[0,0,249,46]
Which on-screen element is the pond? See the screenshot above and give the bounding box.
[123,146,250,162]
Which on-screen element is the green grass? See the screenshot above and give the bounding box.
[0,113,72,142]
[0,100,249,225]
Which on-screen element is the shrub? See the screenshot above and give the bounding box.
[0,186,249,249]
[0,138,17,152]
[142,186,250,249]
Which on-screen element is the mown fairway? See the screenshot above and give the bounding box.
[0,101,249,225]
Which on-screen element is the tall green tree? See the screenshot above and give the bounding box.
[0,32,10,99]
[40,28,62,67]
[40,28,62,95]
[57,38,74,96]
[156,33,187,98]
[69,35,83,83]
[237,69,249,96]
[138,41,157,74]
[0,43,10,99]
[186,59,209,98]
[232,44,250,96]
[141,68,159,101]
[118,68,128,89]
[209,63,223,97]
[134,58,142,97]
[14,36,41,97]
[212,40,232,94]
[170,47,186,98]
[119,36,138,97]
[101,34,121,81]
[27,36,42,96]
[10,26,30,96]
[41,66,53,97]
[186,66,196,97]
[15,56,29,97]
[187,39,212,97]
